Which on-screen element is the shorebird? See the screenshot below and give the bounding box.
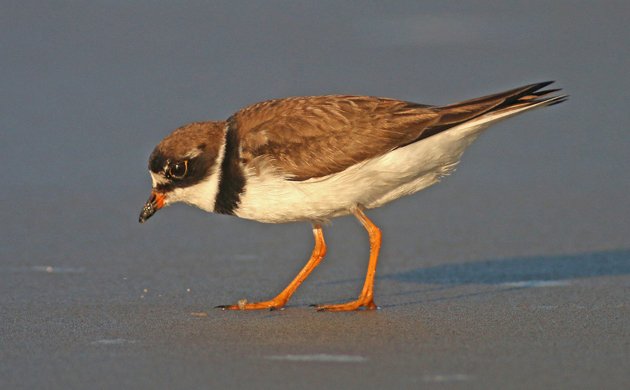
[139,81,566,311]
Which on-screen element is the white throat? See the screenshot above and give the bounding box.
[158,137,227,213]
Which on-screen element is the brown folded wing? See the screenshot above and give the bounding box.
[229,82,557,181]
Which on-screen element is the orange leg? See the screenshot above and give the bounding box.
[217,224,326,310]
[316,207,381,312]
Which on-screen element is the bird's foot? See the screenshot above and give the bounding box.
[314,298,378,312]
[215,298,286,311]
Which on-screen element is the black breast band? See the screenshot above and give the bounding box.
[214,119,246,215]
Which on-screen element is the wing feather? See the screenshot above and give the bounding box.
[230,82,563,181]
[232,96,440,180]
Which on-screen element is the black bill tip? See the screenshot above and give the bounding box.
[139,200,155,223]
[139,192,162,223]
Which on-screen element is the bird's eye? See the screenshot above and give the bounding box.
[168,161,188,179]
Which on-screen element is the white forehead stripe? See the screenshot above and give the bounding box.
[150,171,168,187]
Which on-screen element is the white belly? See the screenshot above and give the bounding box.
[234,118,491,223]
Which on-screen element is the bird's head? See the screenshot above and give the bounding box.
[139,121,227,223]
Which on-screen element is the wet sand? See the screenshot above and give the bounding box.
[2,185,629,389]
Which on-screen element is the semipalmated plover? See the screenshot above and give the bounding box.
[139,81,566,311]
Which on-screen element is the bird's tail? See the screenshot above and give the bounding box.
[419,81,568,140]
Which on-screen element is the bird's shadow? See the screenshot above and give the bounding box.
[387,248,630,285]
[319,249,630,308]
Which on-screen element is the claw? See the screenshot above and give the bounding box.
[314,299,378,312]
[215,300,284,311]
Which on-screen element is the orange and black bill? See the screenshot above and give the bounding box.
[139,192,165,223]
